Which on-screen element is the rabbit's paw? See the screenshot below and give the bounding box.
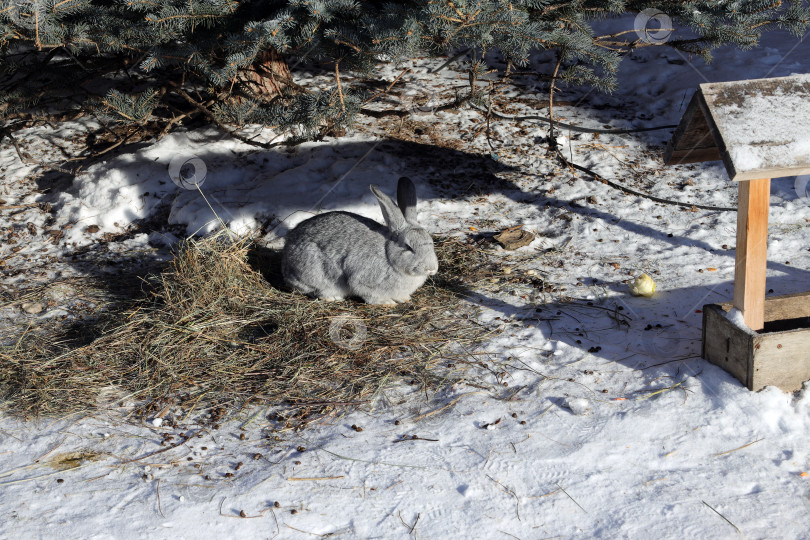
[366,297,397,306]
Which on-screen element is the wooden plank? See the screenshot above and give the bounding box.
[733,178,771,331]
[704,292,810,392]
[702,304,754,388]
[763,291,810,321]
[664,146,722,165]
[717,291,810,322]
[729,164,810,182]
[699,74,810,181]
[752,329,810,391]
[663,93,722,165]
[665,75,810,180]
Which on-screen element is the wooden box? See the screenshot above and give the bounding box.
[702,292,810,392]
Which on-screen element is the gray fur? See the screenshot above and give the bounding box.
[281,177,438,305]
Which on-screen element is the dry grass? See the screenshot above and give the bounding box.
[0,233,496,420]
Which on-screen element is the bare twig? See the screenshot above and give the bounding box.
[547,50,564,148]
[170,84,280,150]
[702,500,742,536]
[362,68,411,105]
[334,61,346,113]
[555,482,588,514]
[398,511,420,535]
[156,479,166,518]
[411,392,482,422]
[429,48,471,73]
[393,435,439,443]
[119,432,196,464]
[487,475,521,521]
[635,380,687,401]
[287,476,345,481]
[713,438,764,457]
[0,203,40,211]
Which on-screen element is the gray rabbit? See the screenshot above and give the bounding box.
[281,177,438,305]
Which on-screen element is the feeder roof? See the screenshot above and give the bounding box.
[664,73,810,181]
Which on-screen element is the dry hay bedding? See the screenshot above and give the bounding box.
[0,234,501,420]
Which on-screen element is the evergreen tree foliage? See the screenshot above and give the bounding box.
[0,1,808,144]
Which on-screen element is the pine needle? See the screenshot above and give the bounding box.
[713,438,764,457]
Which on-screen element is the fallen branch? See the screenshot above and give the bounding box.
[171,84,281,150]
[470,102,678,134]
[555,149,736,212]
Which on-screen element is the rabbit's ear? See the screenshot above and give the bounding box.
[396,177,418,222]
[370,185,407,231]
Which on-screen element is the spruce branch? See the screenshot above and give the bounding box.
[0,0,806,145]
[170,84,280,150]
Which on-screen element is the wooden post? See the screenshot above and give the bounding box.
[733,178,771,331]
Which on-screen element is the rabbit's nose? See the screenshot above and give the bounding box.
[427,269,437,275]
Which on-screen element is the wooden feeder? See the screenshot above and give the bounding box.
[664,74,810,392]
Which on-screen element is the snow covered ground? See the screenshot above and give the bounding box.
[1,16,809,540]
